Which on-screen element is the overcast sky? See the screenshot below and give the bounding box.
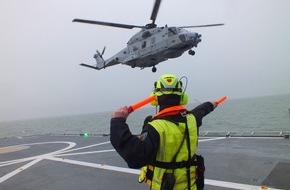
[1,0,289,122]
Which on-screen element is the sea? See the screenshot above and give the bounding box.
[1,94,290,139]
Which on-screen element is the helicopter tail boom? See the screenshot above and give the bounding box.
[79,50,106,70]
[80,63,101,70]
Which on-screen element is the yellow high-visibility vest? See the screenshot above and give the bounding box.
[139,110,198,190]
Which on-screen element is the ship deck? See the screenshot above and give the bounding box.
[0,134,289,190]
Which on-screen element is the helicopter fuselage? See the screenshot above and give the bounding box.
[101,26,201,71]
[75,0,222,72]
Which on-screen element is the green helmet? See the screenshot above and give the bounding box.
[151,74,188,106]
[153,74,183,96]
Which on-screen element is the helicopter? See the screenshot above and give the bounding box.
[73,0,224,73]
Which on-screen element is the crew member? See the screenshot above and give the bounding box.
[110,74,218,190]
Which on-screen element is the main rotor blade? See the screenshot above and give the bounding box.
[180,23,225,28]
[150,0,162,24]
[73,19,144,29]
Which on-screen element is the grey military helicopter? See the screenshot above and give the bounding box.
[73,0,223,73]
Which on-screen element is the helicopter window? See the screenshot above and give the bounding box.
[142,41,146,49]
[133,46,138,51]
[142,31,151,38]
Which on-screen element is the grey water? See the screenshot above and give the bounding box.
[1,94,290,139]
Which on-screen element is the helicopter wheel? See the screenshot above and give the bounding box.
[131,63,136,68]
[152,66,157,73]
[188,49,195,56]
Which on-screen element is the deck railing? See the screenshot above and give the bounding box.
[199,131,290,138]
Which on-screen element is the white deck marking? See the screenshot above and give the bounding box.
[47,157,140,175]
[0,159,31,168]
[57,141,111,154]
[205,179,283,190]
[0,141,75,167]
[0,141,113,183]
[0,141,76,183]
[0,157,44,183]
[199,137,227,142]
[0,138,285,190]
[55,149,115,157]
[47,156,283,190]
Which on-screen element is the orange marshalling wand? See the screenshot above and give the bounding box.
[128,96,155,113]
[128,95,227,113]
[215,95,227,105]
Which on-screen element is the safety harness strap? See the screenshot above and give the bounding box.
[153,157,199,169]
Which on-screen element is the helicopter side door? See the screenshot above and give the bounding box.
[139,38,151,57]
[141,28,168,57]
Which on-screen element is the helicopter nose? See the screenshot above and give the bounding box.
[192,33,202,47]
[179,32,202,46]
[196,34,202,41]
[179,33,200,42]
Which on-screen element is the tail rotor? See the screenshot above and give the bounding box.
[100,46,106,58]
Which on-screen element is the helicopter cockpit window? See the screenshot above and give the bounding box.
[142,41,147,49]
[168,27,177,36]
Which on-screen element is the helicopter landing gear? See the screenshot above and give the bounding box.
[152,66,157,73]
[188,49,195,56]
[131,63,136,68]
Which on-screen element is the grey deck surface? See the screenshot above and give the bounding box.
[1,135,289,190]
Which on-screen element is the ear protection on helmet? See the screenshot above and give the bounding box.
[150,92,188,106]
[150,92,158,106]
[180,92,188,105]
